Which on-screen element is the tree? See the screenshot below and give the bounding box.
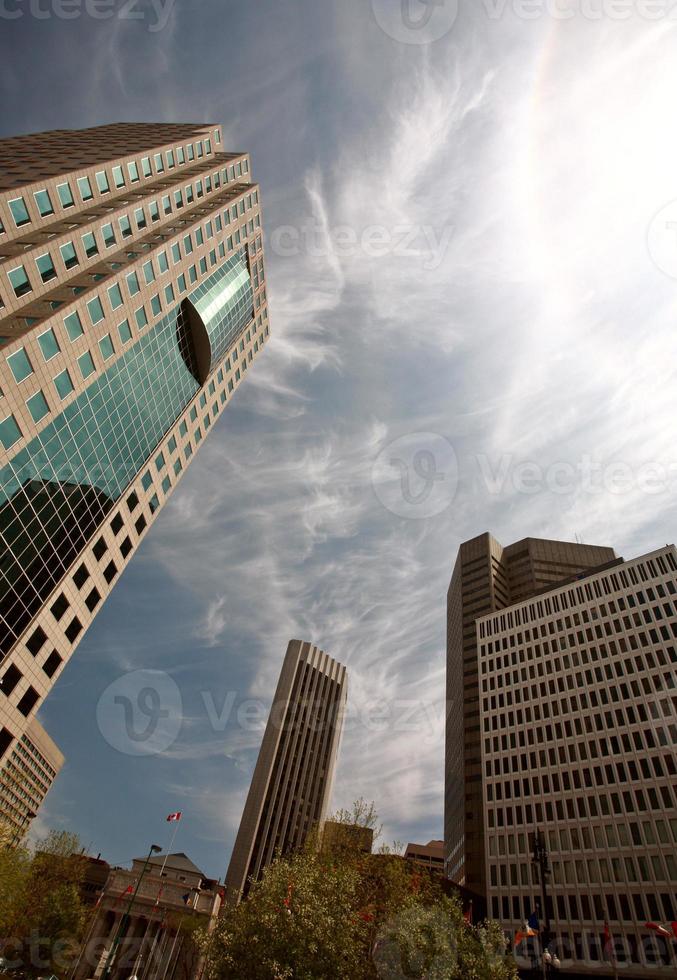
[201,802,517,980]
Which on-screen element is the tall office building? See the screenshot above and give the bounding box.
[478,543,677,975]
[0,716,63,840]
[445,533,616,891]
[0,123,270,796]
[225,639,347,901]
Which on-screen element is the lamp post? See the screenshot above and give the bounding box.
[531,829,559,979]
[101,844,162,980]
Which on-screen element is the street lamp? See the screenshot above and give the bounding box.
[101,843,162,980]
[531,829,559,979]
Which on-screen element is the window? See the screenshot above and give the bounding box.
[37,328,60,361]
[42,651,63,678]
[164,284,175,304]
[9,196,30,226]
[36,252,57,283]
[120,537,132,558]
[54,368,74,399]
[73,564,89,589]
[143,260,155,284]
[99,334,115,360]
[158,251,168,274]
[0,664,22,698]
[127,490,139,512]
[50,594,69,621]
[150,294,161,316]
[112,165,125,188]
[166,149,175,168]
[149,493,160,511]
[135,306,148,329]
[26,626,47,655]
[77,351,95,379]
[126,271,140,296]
[8,265,31,298]
[119,215,132,238]
[155,451,166,472]
[57,181,75,208]
[162,195,171,215]
[0,414,21,449]
[65,617,82,643]
[60,241,79,269]
[118,319,132,344]
[128,160,140,182]
[135,514,147,535]
[103,561,117,584]
[87,296,105,324]
[177,146,185,164]
[7,347,33,383]
[77,176,93,201]
[184,234,193,254]
[187,143,194,160]
[85,587,101,612]
[154,153,165,172]
[161,475,171,493]
[149,201,160,222]
[102,222,116,248]
[141,156,152,177]
[26,390,49,423]
[82,231,98,258]
[171,242,181,264]
[96,170,110,193]
[177,274,186,292]
[17,687,39,717]
[34,188,54,216]
[108,283,123,310]
[135,207,147,229]
[174,190,183,209]
[64,311,84,341]
[93,537,107,560]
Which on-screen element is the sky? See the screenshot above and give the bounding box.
[2,0,677,880]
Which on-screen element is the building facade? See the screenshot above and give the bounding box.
[225,639,347,901]
[404,839,445,876]
[0,715,63,841]
[75,851,221,980]
[0,123,270,797]
[478,544,677,976]
[445,533,617,891]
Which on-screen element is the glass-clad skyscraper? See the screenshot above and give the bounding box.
[0,123,270,792]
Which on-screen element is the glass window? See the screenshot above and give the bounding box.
[197,140,204,157]
[26,389,50,423]
[77,176,93,201]
[127,160,140,182]
[195,227,204,246]
[54,368,74,399]
[162,195,171,215]
[199,257,207,275]
[174,190,183,209]
[60,240,78,269]
[189,265,197,284]
[77,350,95,379]
[82,232,98,257]
[102,223,116,248]
[164,283,175,304]
[118,319,132,344]
[9,197,30,227]
[8,265,31,297]
[141,156,152,177]
[154,153,164,173]
[196,180,204,198]
[35,252,56,283]
[155,451,165,471]
[99,334,115,360]
[0,414,22,450]
[63,311,83,341]
[134,207,146,229]
[171,242,181,264]
[57,181,74,208]
[108,283,123,310]
[34,189,54,216]
[37,328,60,361]
[162,475,171,493]
[157,251,168,274]
[135,305,148,329]
[177,146,185,164]
[7,347,33,383]
[166,149,175,168]
[143,260,155,284]
[177,273,186,292]
[187,143,195,160]
[149,201,160,222]
[112,165,125,188]
[87,296,105,325]
[183,235,193,254]
[167,435,177,453]
[179,420,188,436]
[96,170,110,193]
[185,185,193,203]
[150,294,161,316]
[141,470,153,491]
[119,215,132,238]
[126,271,140,296]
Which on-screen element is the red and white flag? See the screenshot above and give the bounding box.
[166,811,182,822]
[645,923,673,940]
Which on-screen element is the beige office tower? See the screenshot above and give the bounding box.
[225,639,347,902]
[445,534,616,891]
[0,123,270,816]
[0,716,64,840]
[478,544,677,975]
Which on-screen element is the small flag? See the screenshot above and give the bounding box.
[603,921,615,963]
[672,922,677,941]
[527,911,540,932]
[463,901,473,926]
[166,811,182,822]
[182,892,191,904]
[514,922,538,947]
[645,922,673,939]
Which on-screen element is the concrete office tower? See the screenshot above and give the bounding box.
[0,123,270,784]
[445,533,616,891]
[0,716,63,840]
[225,640,347,902]
[478,544,677,975]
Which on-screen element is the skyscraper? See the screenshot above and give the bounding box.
[445,533,616,891]
[0,716,63,841]
[0,123,270,790]
[225,639,347,901]
[478,543,677,974]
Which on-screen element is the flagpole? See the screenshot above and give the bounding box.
[157,817,182,883]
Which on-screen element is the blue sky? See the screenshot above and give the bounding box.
[3,0,677,879]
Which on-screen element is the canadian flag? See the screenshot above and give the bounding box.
[166,811,182,822]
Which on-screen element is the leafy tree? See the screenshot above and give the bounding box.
[201,802,518,980]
